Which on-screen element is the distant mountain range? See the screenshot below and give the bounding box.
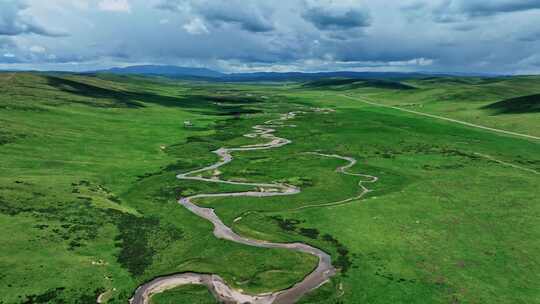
[98,65,225,78]
[92,65,500,81]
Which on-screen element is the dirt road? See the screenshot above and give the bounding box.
[340,94,540,141]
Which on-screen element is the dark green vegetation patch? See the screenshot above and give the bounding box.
[150,285,216,304]
[302,78,417,90]
[483,93,540,114]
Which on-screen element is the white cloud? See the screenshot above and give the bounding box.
[29,45,46,53]
[159,18,170,25]
[183,18,209,35]
[98,0,131,13]
[0,1,68,36]
[388,57,434,66]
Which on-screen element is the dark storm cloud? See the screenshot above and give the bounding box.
[200,3,274,32]
[0,0,66,36]
[302,4,370,30]
[155,0,274,33]
[431,0,540,23]
[458,0,540,17]
[1,0,540,74]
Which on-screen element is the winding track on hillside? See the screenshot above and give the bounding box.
[129,110,375,304]
[340,94,540,141]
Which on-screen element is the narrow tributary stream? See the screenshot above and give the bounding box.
[129,110,376,304]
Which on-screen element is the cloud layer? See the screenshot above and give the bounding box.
[0,0,539,74]
[0,0,66,36]
[302,1,370,30]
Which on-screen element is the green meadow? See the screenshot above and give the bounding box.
[149,285,215,304]
[0,72,538,304]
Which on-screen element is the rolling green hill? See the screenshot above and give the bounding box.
[322,75,540,137]
[302,78,417,91]
[483,93,540,114]
[1,72,539,304]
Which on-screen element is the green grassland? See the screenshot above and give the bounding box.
[149,285,215,304]
[296,76,540,137]
[1,72,539,304]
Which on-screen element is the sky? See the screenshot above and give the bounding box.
[1,0,540,74]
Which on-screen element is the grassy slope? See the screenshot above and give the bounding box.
[0,73,315,303]
[300,76,540,137]
[1,73,539,304]
[150,285,216,304]
[197,83,539,303]
[207,94,540,304]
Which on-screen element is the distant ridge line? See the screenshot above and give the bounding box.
[86,65,504,81]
